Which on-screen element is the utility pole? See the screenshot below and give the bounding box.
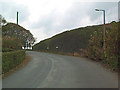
[103,10,106,50]
[17,11,19,24]
[102,10,106,50]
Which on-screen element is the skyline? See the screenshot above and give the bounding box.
[0,0,119,43]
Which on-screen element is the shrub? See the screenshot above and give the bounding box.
[2,50,25,73]
[2,37,22,50]
[87,21,118,70]
[2,48,13,52]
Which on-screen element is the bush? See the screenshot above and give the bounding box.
[2,50,26,73]
[87,29,103,60]
[87,21,118,70]
[104,22,118,70]
[2,37,22,50]
[2,48,13,52]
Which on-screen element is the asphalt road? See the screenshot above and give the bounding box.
[3,51,118,88]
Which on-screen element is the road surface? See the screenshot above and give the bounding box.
[3,51,118,88]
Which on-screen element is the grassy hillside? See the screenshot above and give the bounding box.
[33,22,113,54]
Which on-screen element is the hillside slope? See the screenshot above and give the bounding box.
[33,22,114,54]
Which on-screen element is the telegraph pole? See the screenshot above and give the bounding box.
[17,11,19,24]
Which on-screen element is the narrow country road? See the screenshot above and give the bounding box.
[3,51,118,88]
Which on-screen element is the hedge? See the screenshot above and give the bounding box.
[2,48,13,52]
[2,50,26,74]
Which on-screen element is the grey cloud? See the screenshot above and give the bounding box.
[59,3,92,28]
[118,1,120,21]
[0,1,30,23]
[89,2,118,21]
[30,2,118,40]
[30,11,63,36]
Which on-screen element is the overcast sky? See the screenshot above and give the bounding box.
[0,0,119,43]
